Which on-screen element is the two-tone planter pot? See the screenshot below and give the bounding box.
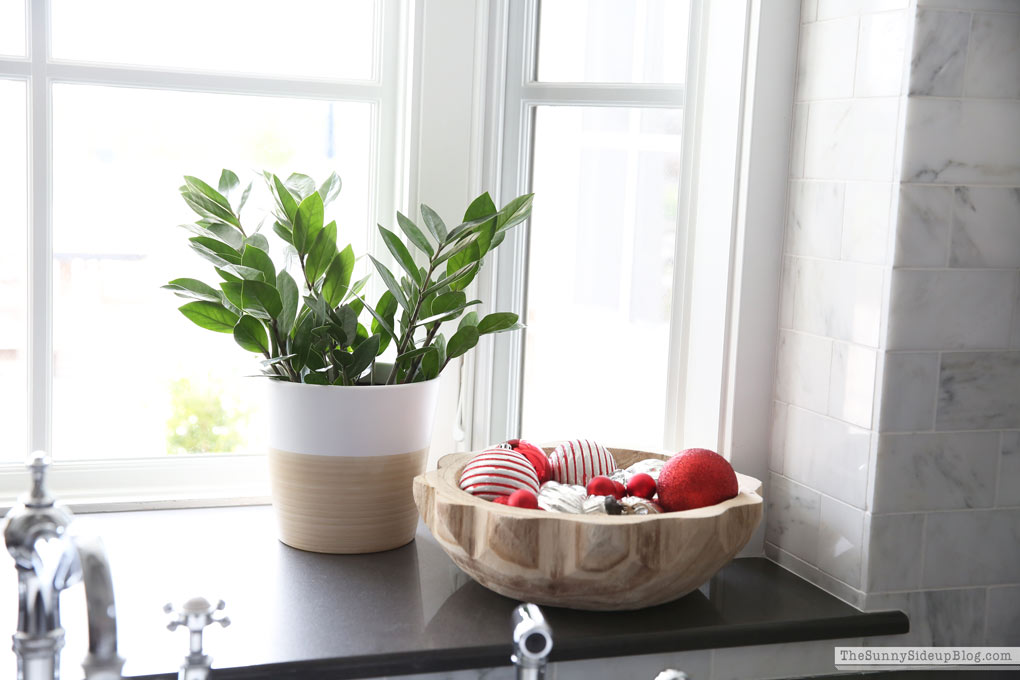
[266,377,441,554]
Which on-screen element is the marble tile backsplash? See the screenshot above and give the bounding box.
[769,0,1020,653]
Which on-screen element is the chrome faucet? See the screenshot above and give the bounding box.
[511,604,552,680]
[3,453,124,680]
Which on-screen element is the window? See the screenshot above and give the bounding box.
[0,0,409,500]
[473,0,695,451]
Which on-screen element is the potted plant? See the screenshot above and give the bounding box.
[165,170,532,553]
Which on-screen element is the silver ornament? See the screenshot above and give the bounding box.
[581,495,624,515]
[620,496,663,515]
[537,481,586,514]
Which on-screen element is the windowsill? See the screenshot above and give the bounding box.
[2,505,909,679]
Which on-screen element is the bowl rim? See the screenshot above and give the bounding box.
[422,447,763,525]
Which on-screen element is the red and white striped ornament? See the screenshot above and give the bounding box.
[549,439,617,486]
[459,448,541,501]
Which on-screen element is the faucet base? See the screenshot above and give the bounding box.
[13,629,64,680]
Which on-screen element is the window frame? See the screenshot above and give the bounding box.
[0,0,416,508]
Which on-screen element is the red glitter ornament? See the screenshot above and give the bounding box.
[657,448,738,512]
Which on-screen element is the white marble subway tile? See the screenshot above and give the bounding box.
[786,180,845,259]
[802,0,818,23]
[887,269,1016,350]
[711,636,864,680]
[817,496,864,587]
[878,352,939,432]
[784,406,871,508]
[863,512,924,591]
[828,342,877,429]
[903,99,1020,185]
[805,99,900,181]
[950,187,1020,268]
[797,18,860,101]
[818,0,909,19]
[909,9,970,96]
[766,473,821,563]
[999,431,1020,506]
[873,432,1000,512]
[985,585,1020,645]
[778,255,797,328]
[856,10,909,97]
[863,589,987,646]
[923,509,1020,587]
[776,330,833,413]
[895,185,952,267]
[1013,285,1020,349]
[938,351,1020,430]
[965,12,1020,99]
[792,258,885,347]
[841,182,892,265]
[790,104,809,179]
[919,0,1020,11]
[770,403,789,477]
[765,542,868,607]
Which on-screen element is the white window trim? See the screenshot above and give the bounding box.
[465,0,799,526]
[0,0,417,509]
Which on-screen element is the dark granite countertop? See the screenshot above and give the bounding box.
[0,505,907,679]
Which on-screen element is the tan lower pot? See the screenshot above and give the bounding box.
[266,377,441,554]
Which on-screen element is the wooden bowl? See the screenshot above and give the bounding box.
[413,447,763,611]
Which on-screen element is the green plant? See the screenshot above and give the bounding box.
[165,170,533,385]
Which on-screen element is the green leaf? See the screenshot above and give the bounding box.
[464,191,497,222]
[447,325,480,360]
[421,345,440,380]
[207,222,244,250]
[304,372,329,385]
[179,301,238,333]
[245,232,269,251]
[349,334,380,378]
[233,315,270,354]
[190,241,239,268]
[318,172,342,206]
[241,245,276,286]
[458,311,478,330]
[478,312,519,334]
[433,231,481,267]
[271,174,298,224]
[219,282,243,310]
[238,181,253,212]
[369,255,409,311]
[321,244,355,308]
[218,169,240,195]
[181,189,237,227]
[190,236,240,260]
[277,270,299,337]
[184,175,232,214]
[431,291,466,315]
[305,221,338,286]
[225,264,267,281]
[372,290,397,354]
[215,267,241,283]
[286,173,317,200]
[414,301,480,328]
[293,192,324,255]
[396,346,432,362]
[222,281,283,319]
[332,304,359,347]
[273,221,294,246]
[355,292,398,346]
[396,212,434,257]
[445,235,482,290]
[379,225,421,285]
[424,262,479,297]
[496,193,535,232]
[420,204,448,243]
[163,278,220,302]
[346,273,371,302]
[292,312,315,368]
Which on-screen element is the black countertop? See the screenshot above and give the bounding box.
[0,506,907,679]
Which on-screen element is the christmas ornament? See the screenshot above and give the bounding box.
[459,448,541,501]
[626,473,657,500]
[492,496,509,505]
[536,481,586,514]
[582,495,624,515]
[549,439,617,486]
[609,458,666,485]
[619,496,662,515]
[612,480,626,499]
[657,448,738,512]
[507,489,540,509]
[499,439,551,484]
[585,476,617,498]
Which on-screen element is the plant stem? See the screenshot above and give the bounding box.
[402,322,441,384]
[385,258,440,385]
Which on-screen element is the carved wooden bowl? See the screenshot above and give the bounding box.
[413,447,763,611]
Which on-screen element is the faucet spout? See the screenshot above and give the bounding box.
[76,536,124,680]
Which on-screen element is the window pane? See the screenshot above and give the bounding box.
[51,0,377,81]
[0,0,26,56]
[52,84,373,460]
[0,80,27,462]
[537,0,689,84]
[520,106,682,450]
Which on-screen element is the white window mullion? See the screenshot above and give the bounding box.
[28,0,52,455]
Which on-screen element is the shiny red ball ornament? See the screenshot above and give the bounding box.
[507,489,539,509]
[657,448,738,512]
[585,475,617,498]
[509,439,552,484]
[626,473,657,500]
[492,496,509,505]
[612,480,626,500]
